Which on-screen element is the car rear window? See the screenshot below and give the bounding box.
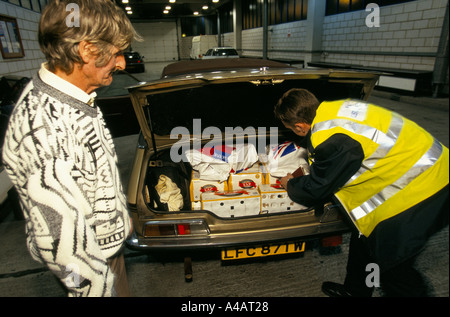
[217,49,238,56]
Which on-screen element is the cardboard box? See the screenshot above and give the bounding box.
[190,171,227,202]
[259,184,308,213]
[201,189,261,218]
[228,162,264,190]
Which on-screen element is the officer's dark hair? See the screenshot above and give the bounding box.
[274,88,319,125]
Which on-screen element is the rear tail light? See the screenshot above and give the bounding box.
[177,224,190,235]
[143,219,209,238]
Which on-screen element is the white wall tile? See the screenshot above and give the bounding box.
[0,2,44,77]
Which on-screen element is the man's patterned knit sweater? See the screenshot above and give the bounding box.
[2,67,132,297]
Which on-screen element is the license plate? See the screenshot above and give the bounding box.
[221,241,305,261]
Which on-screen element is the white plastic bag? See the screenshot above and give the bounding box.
[185,144,258,182]
[227,144,259,174]
[261,141,308,178]
[184,148,231,182]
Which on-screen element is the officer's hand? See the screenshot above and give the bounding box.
[280,173,294,190]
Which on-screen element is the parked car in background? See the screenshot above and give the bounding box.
[202,47,239,59]
[124,51,145,73]
[124,58,380,260]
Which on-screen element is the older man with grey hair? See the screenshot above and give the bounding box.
[2,0,141,296]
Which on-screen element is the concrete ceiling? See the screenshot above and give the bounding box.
[114,0,232,20]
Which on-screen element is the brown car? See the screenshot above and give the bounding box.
[125,59,379,260]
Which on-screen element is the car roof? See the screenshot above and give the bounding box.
[161,58,292,78]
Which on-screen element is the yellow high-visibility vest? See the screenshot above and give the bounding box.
[310,100,449,237]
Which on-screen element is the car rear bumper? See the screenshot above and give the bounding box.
[125,219,350,251]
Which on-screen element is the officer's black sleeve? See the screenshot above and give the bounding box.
[286,133,364,206]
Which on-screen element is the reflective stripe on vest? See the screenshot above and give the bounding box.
[349,138,443,222]
[312,111,403,179]
[311,100,448,236]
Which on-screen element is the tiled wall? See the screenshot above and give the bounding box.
[0,1,45,77]
[238,0,447,71]
[132,22,179,62]
[241,27,264,58]
[267,20,308,60]
[222,32,235,49]
[321,0,446,71]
